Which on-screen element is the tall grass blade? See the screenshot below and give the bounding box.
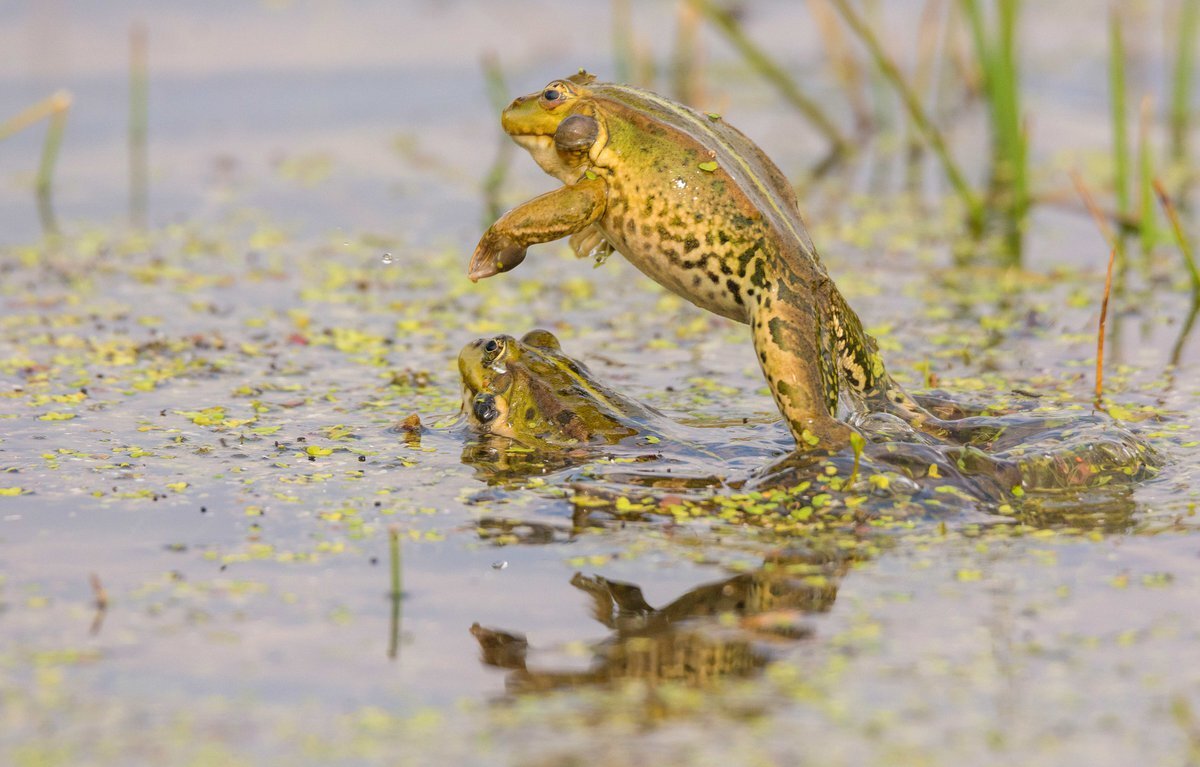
[612,0,635,84]
[1109,9,1130,221]
[2,91,72,237]
[1154,178,1200,299]
[129,24,149,229]
[480,54,513,226]
[1170,0,1199,162]
[690,0,852,157]
[830,0,984,230]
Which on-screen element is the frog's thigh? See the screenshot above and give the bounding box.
[750,292,850,449]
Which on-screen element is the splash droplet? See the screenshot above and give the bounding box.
[381,253,394,265]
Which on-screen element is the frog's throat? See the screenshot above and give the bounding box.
[510,134,575,181]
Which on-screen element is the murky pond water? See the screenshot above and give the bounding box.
[3,2,1200,765]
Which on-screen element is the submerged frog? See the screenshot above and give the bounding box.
[458,328,658,451]
[457,330,1157,503]
[469,71,935,450]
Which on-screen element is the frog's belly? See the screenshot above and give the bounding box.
[598,222,750,324]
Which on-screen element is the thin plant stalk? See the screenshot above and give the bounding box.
[1137,96,1158,259]
[690,0,852,157]
[480,54,514,226]
[1109,9,1130,223]
[806,0,872,131]
[1,90,72,236]
[1095,246,1116,407]
[387,524,403,659]
[1070,171,1118,249]
[129,23,149,229]
[830,0,984,230]
[672,0,703,105]
[960,0,1027,260]
[612,0,635,84]
[1154,178,1200,299]
[1170,0,1199,162]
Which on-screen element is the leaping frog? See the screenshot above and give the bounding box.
[469,71,933,451]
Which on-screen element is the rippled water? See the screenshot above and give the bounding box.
[3,2,1200,765]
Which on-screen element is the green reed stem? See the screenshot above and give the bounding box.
[612,0,635,84]
[387,524,403,659]
[3,91,72,237]
[1154,178,1200,299]
[690,0,852,157]
[959,0,1028,262]
[1137,97,1159,258]
[1109,10,1130,221]
[830,0,983,231]
[1170,0,1199,162]
[481,54,513,226]
[672,0,703,105]
[129,24,149,229]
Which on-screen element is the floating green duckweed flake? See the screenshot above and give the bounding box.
[698,161,719,172]
[38,411,76,421]
[305,446,334,456]
[0,487,28,496]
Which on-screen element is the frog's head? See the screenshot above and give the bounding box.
[500,71,605,182]
[458,328,638,449]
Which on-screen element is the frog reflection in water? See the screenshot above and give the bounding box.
[458,330,1155,503]
[471,549,848,694]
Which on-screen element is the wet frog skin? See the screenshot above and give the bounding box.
[458,329,656,450]
[469,71,931,450]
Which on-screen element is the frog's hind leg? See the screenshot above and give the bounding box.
[749,278,852,451]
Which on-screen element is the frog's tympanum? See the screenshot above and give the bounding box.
[470,71,933,451]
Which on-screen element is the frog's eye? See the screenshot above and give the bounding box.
[484,338,501,354]
[539,84,569,108]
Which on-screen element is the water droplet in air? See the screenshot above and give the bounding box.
[381,253,394,265]
[492,561,508,570]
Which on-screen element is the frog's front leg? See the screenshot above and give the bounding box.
[750,274,852,451]
[469,176,608,282]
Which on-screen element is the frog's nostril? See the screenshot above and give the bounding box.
[473,394,499,423]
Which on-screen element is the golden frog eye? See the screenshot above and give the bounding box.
[539,83,569,108]
[482,336,505,359]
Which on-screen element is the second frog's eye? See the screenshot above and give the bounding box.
[543,88,560,101]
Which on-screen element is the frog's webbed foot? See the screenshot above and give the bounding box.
[469,231,528,282]
[468,177,608,282]
[568,226,614,264]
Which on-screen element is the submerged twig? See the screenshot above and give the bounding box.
[89,572,109,636]
[689,0,852,157]
[1095,247,1116,408]
[387,524,403,659]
